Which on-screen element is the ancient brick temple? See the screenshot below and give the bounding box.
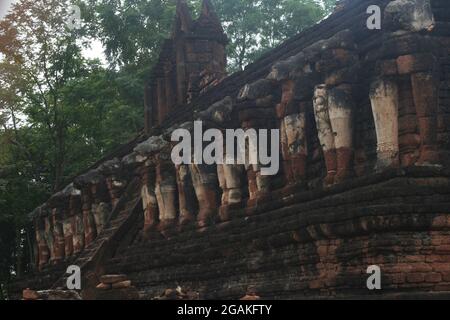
[9,0,450,299]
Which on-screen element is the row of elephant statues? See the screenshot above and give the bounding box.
[31,0,443,268]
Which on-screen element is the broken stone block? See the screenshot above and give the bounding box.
[238,79,278,101]
[134,135,169,156]
[100,274,128,284]
[121,152,146,169]
[112,280,132,289]
[197,96,233,124]
[313,85,337,185]
[97,158,122,176]
[26,290,82,300]
[74,169,104,187]
[384,0,435,34]
[23,289,40,300]
[96,283,111,290]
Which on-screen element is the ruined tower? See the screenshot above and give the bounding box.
[144,0,228,133]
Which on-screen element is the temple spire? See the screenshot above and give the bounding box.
[174,0,193,35]
[198,0,224,33]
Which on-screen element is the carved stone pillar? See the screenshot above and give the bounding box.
[63,211,75,258]
[277,80,308,186]
[106,177,126,208]
[217,159,245,221]
[176,164,197,226]
[245,163,271,207]
[408,60,440,165]
[155,154,178,231]
[371,0,440,167]
[313,81,355,184]
[81,187,97,246]
[244,143,272,207]
[134,136,173,233]
[73,213,85,255]
[190,163,220,227]
[64,185,80,258]
[35,215,49,270]
[66,186,84,255]
[313,85,337,185]
[237,79,278,206]
[91,180,110,235]
[62,210,75,259]
[140,163,159,233]
[75,170,110,245]
[369,78,400,170]
[315,34,357,183]
[268,30,356,184]
[43,215,55,264]
[92,202,110,235]
[65,186,83,256]
[98,158,125,208]
[196,96,243,219]
[51,208,65,263]
[280,114,307,184]
[217,163,244,207]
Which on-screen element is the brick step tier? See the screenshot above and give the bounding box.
[102,167,450,299]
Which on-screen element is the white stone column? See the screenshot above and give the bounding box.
[313,84,337,184]
[369,78,400,169]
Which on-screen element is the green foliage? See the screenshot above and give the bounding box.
[214,0,334,71]
[0,0,143,288]
[82,0,179,68]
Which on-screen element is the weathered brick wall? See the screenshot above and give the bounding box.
[104,168,450,299]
